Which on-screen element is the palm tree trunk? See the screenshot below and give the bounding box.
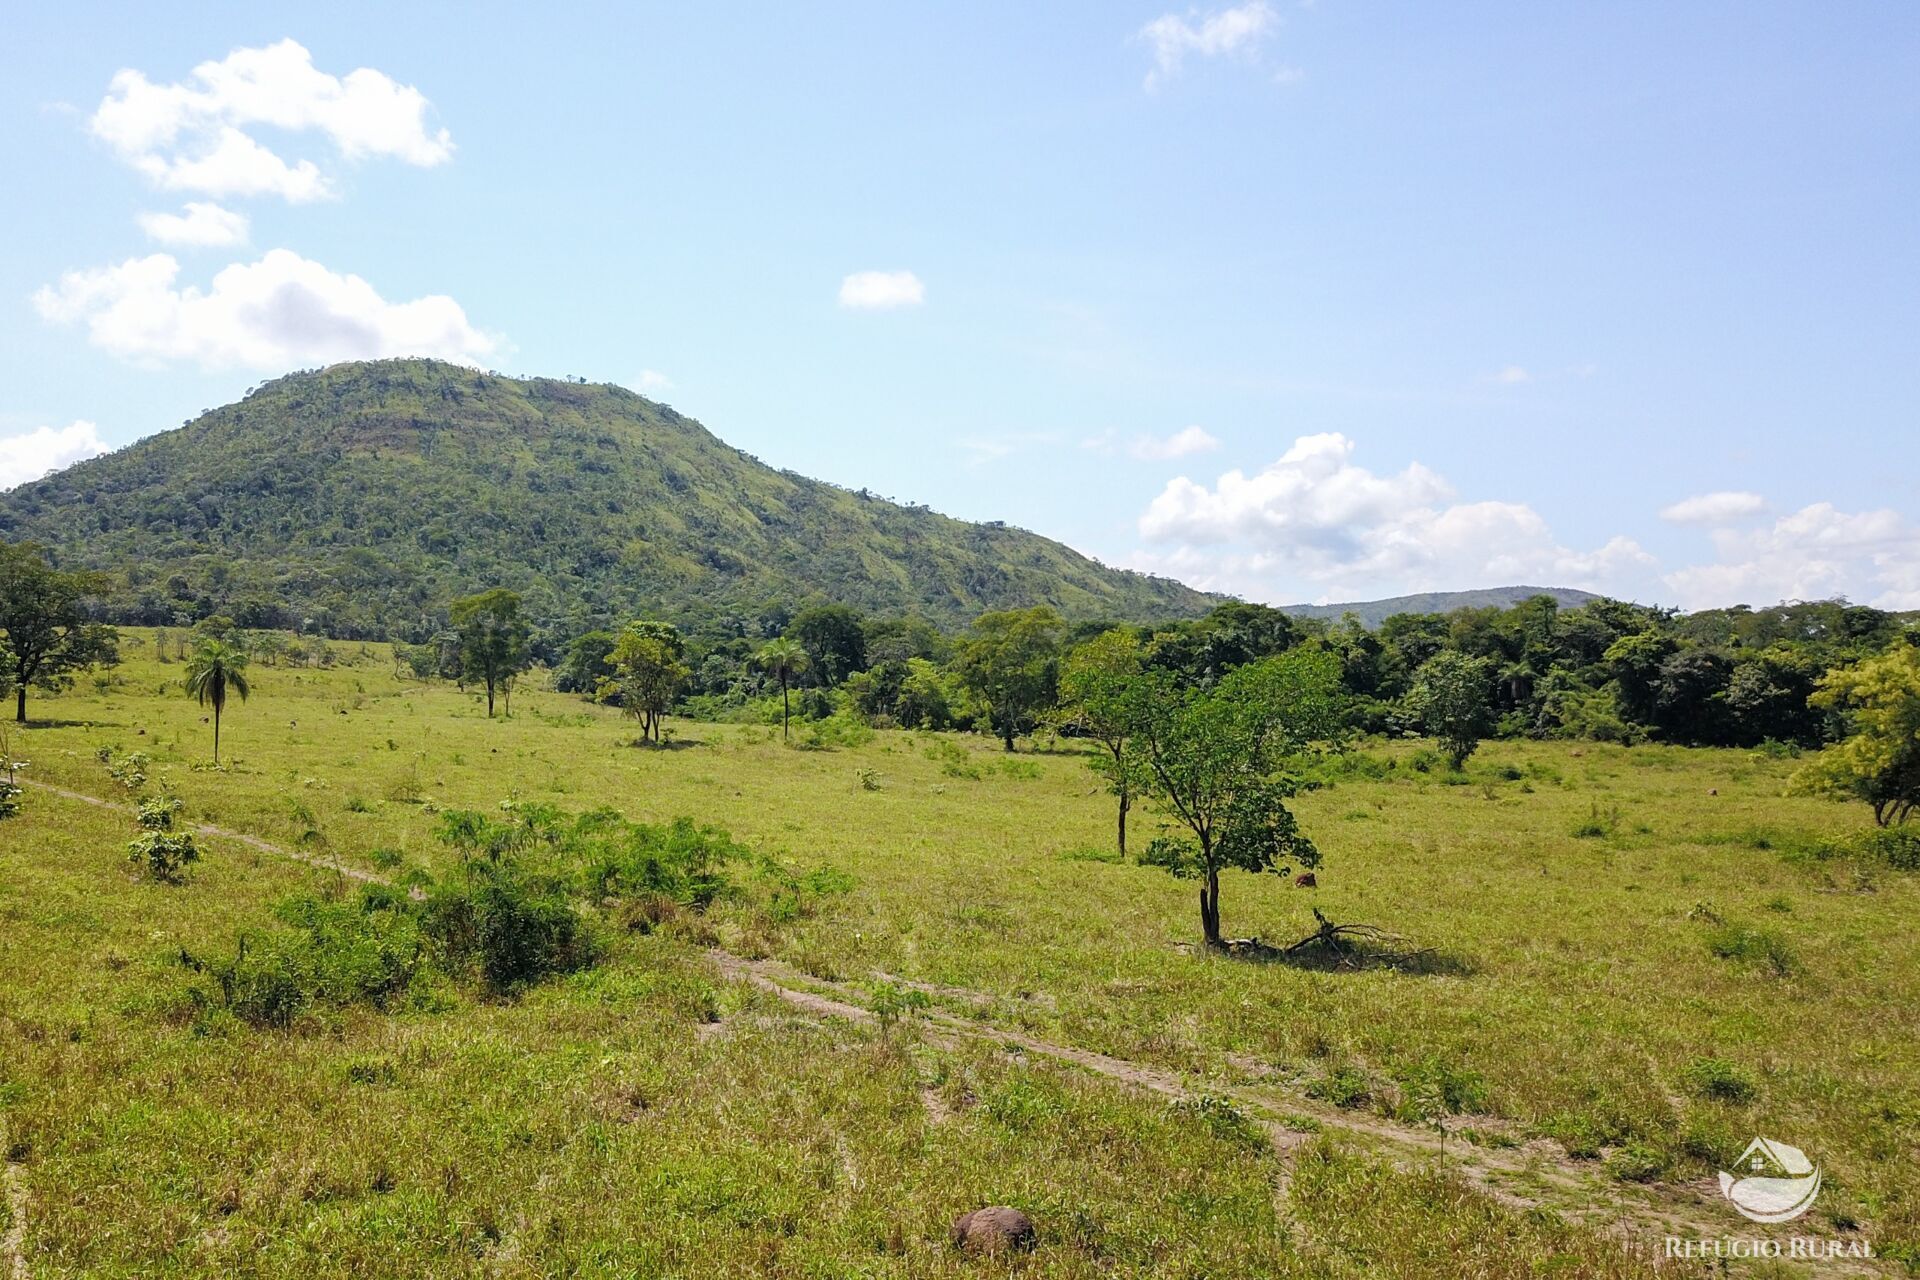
[212,707,221,765]
[781,678,790,742]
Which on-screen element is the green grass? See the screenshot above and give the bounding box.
[4,633,1916,1275]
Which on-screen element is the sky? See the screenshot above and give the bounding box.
[3,2,1917,611]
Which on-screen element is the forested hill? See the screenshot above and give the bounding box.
[0,359,1221,638]
[1283,587,1602,628]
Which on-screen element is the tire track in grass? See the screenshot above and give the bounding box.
[2,1116,27,1280]
[21,779,381,883]
[17,780,1894,1273]
[708,950,1894,1274]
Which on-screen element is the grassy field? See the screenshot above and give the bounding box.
[2,632,1915,1277]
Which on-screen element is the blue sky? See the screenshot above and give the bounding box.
[4,3,1917,609]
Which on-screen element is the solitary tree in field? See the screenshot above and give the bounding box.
[606,621,690,744]
[450,589,530,718]
[1794,637,1920,826]
[0,541,120,722]
[184,639,251,766]
[754,638,810,741]
[1410,650,1495,769]
[1127,649,1344,948]
[952,606,1065,751]
[1059,629,1144,857]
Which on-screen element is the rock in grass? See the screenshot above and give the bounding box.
[951,1206,1037,1254]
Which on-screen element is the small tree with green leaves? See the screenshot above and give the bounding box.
[1409,650,1495,769]
[1127,649,1344,948]
[754,637,811,741]
[951,606,1065,751]
[128,793,199,883]
[1059,628,1145,857]
[0,541,120,722]
[184,639,251,766]
[449,589,530,718]
[1794,637,1920,826]
[605,621,690,744]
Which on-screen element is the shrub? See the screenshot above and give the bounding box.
[1571,803,1620,839]
[420,861,599,995]
[0,779,20,821]
[1680,1057,1757,1104]
[923,738,981,780]
[1704,923,1798,976]
[128,794,198,883]
[1307,1065,1374,1110]
[1606,1141,1670,1183]
[1393,1056,1489,1122]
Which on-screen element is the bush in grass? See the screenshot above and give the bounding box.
[419,860,599,995]
[1606,1141,1670,1183]
[1704,923,1799,976]
[127,793,198,883]
[1306,1065,1374,1110]
[1680,1056,1758,1104]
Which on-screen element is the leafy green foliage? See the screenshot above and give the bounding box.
[951,606,1064,750]
[0,540,120,722]
[184,638,251,763]
[449,588,529,717]
[1125,648,1345,945]
[1794,638,1920,825]
[127,792,199,883]
[1409,650,1494,768]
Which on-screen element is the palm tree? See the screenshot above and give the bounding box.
[184,639,251,766]
[754,638,810,742]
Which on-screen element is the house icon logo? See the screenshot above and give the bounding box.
[1719,1137,1821,1224]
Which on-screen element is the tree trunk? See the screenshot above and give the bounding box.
[1116,792,1129,859]
[1200,861,1223,948]
[1000,712,1015,752]
[486,679,496,718]
[782,680,790,742]
[14,684,23,724]
[212,707,221,765]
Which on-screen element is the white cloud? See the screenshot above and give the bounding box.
[1659,490,1767,526]
[33,249,496,371]
[1663,503,1920,611]
[629,370,673,394]
[838,270,925,310]
[90,39,452,202]
[0,420,110,490]
[1130,425,1221,460]
[1138,3,1278,89]
[1132,432,1652,601]
[1487,364,1530,385]
[136,201,250,247]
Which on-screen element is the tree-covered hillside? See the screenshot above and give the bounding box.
[0,360,1219,638]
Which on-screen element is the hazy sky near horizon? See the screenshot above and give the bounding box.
[4,3,1917,610]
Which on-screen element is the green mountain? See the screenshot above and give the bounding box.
[0,359,1220,638]
[1281,586,1601,629]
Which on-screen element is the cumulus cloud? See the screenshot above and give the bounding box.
[0,420,111,490]
[33,249,496,370]
[136,200,249,247]
[90,39,452,201]
[1664,503,1920,611]
[1132,432,1651,601]
[629,369,673,394]
[1659,490,1767,525]
[1487,364,1530,385]
[838,270,925,310]
[1138,3,1278,89]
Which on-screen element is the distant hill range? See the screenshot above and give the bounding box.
[0,359,1222,637]
[1281,586,1602,628]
